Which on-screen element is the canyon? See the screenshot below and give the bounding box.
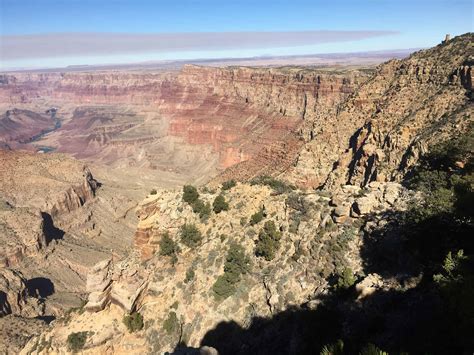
[0,65,367,181]
[0,33,472,354]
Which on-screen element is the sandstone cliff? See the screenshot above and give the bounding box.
[0,65,367,179]
[289,33,473,188]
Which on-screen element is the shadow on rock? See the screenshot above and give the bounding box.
[41,212,65,243]
[27,277,55,298]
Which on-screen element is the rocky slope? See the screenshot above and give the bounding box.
[288,33,473,188]
[20,180,412,354]
[0,150,148,352]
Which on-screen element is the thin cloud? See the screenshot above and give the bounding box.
[0,31,397,60]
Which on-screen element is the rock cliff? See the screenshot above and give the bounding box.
[0,65,366,179]
[289,33,473,188]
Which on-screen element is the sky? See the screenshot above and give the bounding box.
[0,0,472,69]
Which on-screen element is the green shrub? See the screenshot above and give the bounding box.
[255,221,282,261]
[191,199,211,221]
[184,267,195,283]
[320,339,344,355]
[150,189,157,195]
[213,194,229,213]
[222,179,237,190]
[159,232,179,257]
[163,311,179,334]
[359,344,388,355]
[183,185,199,204]
[212,275,236,299]
[123,312,144,333]
[213,243,251,300]
[67,332,88,352]
[224,243,251,282]
[433,250,467,285]
[180,223,202,247]
[250,175,295,194]
[250,208,265,225]
[336,267,356,290]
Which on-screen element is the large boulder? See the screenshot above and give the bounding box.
[352,195,378,215]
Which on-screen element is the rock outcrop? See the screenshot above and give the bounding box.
[47,167,98,217]
[0,203,46,267]
[85,256,149,313]
[289,33,473,188]
[0,268,43,318]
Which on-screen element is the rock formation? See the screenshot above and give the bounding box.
[0,268,43,317]
[0,65,367,182]
[289,33,473,188]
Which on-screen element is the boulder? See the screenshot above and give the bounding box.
[355,273,384,300]
[352,195,378,215]
[384,183,401,205]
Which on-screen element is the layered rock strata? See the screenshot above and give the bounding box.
[0,66,367,179]
[289,33,473,188]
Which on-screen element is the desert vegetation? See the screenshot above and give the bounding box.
[213,243,251,300]
[67,332,88,352]
[255,220,282,261]
[123,312,144,333]
[159,232,180,265]
[180,223,202,248]
[212,194,229,213]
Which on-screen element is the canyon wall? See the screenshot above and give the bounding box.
[288,33,473,188]
[0,66,367,177]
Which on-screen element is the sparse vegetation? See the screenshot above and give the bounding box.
[180,223,202,247]
[255,220,282,261]
[159,232,180,265]
[213,194,229,213]
[212,275,236,300]
[222,179,237,190]
[123,312,144,333]
[182,185,199,204]
[250,207,265,225]
[184,267,195,283]
[67,332,88,352]
[191,198,212,221]
[250,175,295,194]
[149,188,157,195]
[163,311,179,334]
[213,243,251,300]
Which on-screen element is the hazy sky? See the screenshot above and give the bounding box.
[0,0,472,69]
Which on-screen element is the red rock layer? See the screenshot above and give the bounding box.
[0,66,367,175]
